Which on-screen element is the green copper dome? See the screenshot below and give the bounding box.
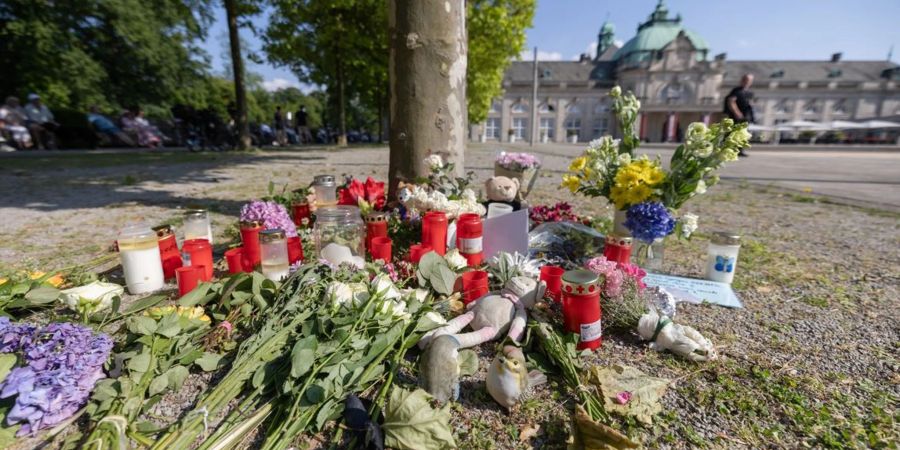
[613,0,708,64]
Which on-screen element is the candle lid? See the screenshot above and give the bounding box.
[240,220,262,229]
[365,212,388,223]
[118,223,156,241]
[561,269,599,295]
[259,229,286,243]
[312,175,336,186]
[184,209,207,218]
[152,224,174,238]
[315,205,360,218]
[711,231,741,246]
[605,234,633,246]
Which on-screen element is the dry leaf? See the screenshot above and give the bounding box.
[519,423,540,442]
[568,405,640,450]
[590,365,669,425]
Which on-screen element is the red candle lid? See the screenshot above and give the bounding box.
[561,269,599,295]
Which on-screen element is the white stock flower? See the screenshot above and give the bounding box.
[444,249,468,270]
[616,153,632,166]
[460,189,477,203]
[694,179,707,195]
[610,86,622,97]
[424,154,444,170]
[60,281,123,315]
[680,213,699,238]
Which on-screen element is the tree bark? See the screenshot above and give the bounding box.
[336,59,348,147]
[388,0,467,198]
[224,0,251,150]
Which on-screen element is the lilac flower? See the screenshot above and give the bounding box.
[240,200,298,237]
[496,152,541,171]
[624,202,676,243]
[0,321,112,436]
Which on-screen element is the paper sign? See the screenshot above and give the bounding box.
[643,273,743,308]
[483,209,529,259]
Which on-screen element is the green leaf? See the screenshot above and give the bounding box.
[305,384,326,403]
[430,265,457,296]
[0,354,16,383]
[252,364,266,389]
[178,348,203,366]
[166,365,190,391]
[383,388,456,450]
[120,294,166,316]
[127,352,152,373]
[195,352,222,372]
[149,373,169,396]
[291,336,318,378]
[127,316,158,336]
[458,350,479,377]
[0,422,21,449]
[314,399,340,432]
[24,286,60,304]
[177,283,213,307]
[155,313,182,338]
[417,252,442,276]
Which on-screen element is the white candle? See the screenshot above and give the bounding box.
[118,224,165,294]
[705,232,742,284]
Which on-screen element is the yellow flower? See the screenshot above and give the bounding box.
[569,156,587,172]
[561,174,582,193]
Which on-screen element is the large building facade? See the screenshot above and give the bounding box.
[473,1,900,143]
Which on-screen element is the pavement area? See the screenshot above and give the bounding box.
[482,142,900,211]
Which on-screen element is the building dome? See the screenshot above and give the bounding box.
[613,0,708,65]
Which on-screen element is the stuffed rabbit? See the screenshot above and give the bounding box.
[637,307,717,362]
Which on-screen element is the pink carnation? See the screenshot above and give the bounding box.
[619,262,647,291]
[585,256,624,297]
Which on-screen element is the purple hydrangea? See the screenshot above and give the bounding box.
[0,320,113,436]
[624,201,676,243]
[496,152,541,171]
[240,200,298,237]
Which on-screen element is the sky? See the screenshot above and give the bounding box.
[199,0,900,92]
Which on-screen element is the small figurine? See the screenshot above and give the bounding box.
[486,345,546,409]
[418,276,546,349]
[418,335,461,403]
[484,176,522,210]
[637,308,717,362]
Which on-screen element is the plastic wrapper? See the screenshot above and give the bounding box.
[528,221,606,269]
[644,286,677,318]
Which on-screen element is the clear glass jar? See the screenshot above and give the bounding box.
[705,232,741,284]
[312,175,337,207]
[314,205,365,258]
[183,209,213,244]
[260,229,289,281]
[118,223,164,294]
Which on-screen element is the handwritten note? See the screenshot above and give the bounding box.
[643,273,743,308]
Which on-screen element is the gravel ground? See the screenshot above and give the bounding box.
[0,144,897,449]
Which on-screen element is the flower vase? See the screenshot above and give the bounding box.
[612,209,631,236]
[494,163,539,200]
[633,238,665,272]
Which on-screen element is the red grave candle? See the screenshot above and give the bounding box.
[365,212,389,252]
[409,244,432,264]
[176,266,203,297]
[456,213,483,267]
[560,269,603,351]
[240,221,263,270]
[424,211,448,256]
[370,236,392,262]
[603,234,633,266]
[460,270,489,304]
[153,224,182,280]
[224,247,244,274]
[539,265,565,302]
[292,201,312,227]
[182,239,213,281]
[287,236,304,265]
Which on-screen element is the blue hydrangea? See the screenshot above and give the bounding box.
[624,201,676,243]
[0,319,112,436]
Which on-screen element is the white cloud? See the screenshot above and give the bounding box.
[262,78,301,92]
[585,41,598,56]
[517,49,564,61]
[737,39,753,48]
[614,39,624,47]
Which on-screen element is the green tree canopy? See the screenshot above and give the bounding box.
[467,0,536,124]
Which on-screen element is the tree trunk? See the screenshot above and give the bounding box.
[388,0,467,198]
[335,52,348,147]
[224,0,251,150]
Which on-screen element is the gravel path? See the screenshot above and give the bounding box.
[1,144,897,449]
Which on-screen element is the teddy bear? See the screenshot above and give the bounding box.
[418,276,546,349]
[484,176,522,210]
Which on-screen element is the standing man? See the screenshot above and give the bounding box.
[24,94,59,150]
[274,106,286,146]
[724,74,754,157]
[295,105,311,144]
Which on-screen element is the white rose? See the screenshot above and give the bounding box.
[60,281,123,315]
[349,282,370,306]
[444,249,468,270]
[423,154,444,170]
[616,153,631,166]
[680,213,699,238]
[372,274,402,300]
[326,281,354,308]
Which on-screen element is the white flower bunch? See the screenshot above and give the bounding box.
[423,154,444,171]
[59,281,124,317]
[679,213,699,239]
[400,185,486,219]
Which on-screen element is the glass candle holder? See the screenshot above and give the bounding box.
[183,209,213,244]
[118,223,165,294]
[260,229,290,281]
[705,231,741,284]
[314,205,365,259]
[312,175,338,207]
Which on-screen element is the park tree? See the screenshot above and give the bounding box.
[223,0,263,150]
[0,0,213,111]
[264,0,389,147]
[467,0,536,123]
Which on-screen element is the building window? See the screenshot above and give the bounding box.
[592,118,609,137]
[484,118,500,139]
[565,118,581,135]
[539,103,555,113]
[566,102,581,114]
[512,118,527,138]
[489,101,500,113]
[775,99,791,114]
[832,99,847,114]
[803,99,820,115]
[770,69,785,78]
[594,103,609,115]
[660,83,687,104]
[511,102,527,114]
[539,118,555,138]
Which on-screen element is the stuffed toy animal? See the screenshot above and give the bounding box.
[637,308,717,362]
[418,335,462,403]
[485,176,520,203]
[418,276,546,349]
[486,345,546,409]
